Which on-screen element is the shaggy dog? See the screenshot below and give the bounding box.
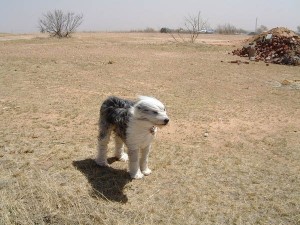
[95,96,169,179]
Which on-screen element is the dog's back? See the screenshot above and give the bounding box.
[100,96,134,139]
[100,96,134,123]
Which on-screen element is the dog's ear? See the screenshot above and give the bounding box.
[136,106,148,112]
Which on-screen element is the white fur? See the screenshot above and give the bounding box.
[95,96,169,179]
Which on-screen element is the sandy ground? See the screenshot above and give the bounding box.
[0,32,299,224]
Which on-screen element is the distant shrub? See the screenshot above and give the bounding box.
[160,28,169,33]
[38,9,83,38]
[256,25,268,34]
[144,27,156,33]
[216,24,237,34]
[129,28,157,33]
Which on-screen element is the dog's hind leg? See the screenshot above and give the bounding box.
[95,122,112,167]
[140,145,152,176]
[114,136,128,162]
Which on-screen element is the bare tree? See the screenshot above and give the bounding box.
[169,11,208,43]
[184,11,207,43]
[38,9,83,38]
[297,26,300,34]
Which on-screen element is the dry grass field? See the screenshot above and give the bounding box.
[0,32,299,225]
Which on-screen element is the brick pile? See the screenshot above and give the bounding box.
[232,27,300,66]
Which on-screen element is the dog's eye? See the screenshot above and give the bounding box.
[152,111,158,115]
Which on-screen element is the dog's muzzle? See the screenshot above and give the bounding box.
[164,118,169,125]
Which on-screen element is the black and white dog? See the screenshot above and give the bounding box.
[95,96,169,179]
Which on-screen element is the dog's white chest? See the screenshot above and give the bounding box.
[149,126,157,136]
[126,121,157,149]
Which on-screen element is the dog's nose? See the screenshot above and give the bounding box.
[164,118,169,125]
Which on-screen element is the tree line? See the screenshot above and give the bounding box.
[38,9,300,40]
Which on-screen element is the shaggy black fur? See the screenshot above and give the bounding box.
[99,96,135,140]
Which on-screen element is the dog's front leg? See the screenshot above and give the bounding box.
[140,145,152,176]
[128,149,144,179]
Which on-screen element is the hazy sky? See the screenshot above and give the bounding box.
[0,0,299,33]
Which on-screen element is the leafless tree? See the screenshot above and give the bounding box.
[296,26,300,34]
[38,10,83,38]
[184,11,207,43]
[169,11,208,43]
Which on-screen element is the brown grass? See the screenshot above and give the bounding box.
[0,33,299,225]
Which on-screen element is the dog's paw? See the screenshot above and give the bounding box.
[95,159,109,167]
[130,170,144,179]
[142,168,152,176]
[116,152,128,162]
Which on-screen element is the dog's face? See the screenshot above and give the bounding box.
[134,96,169,126]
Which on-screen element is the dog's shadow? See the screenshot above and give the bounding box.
[72,158,131,203]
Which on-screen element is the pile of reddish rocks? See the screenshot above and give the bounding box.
[232,27,300,66]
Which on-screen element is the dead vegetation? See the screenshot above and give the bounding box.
[38,9,83,38]
[0,33,299,225]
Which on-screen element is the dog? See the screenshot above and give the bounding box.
[95,96,169,179]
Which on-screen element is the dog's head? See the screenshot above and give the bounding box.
[133,96,169,126]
